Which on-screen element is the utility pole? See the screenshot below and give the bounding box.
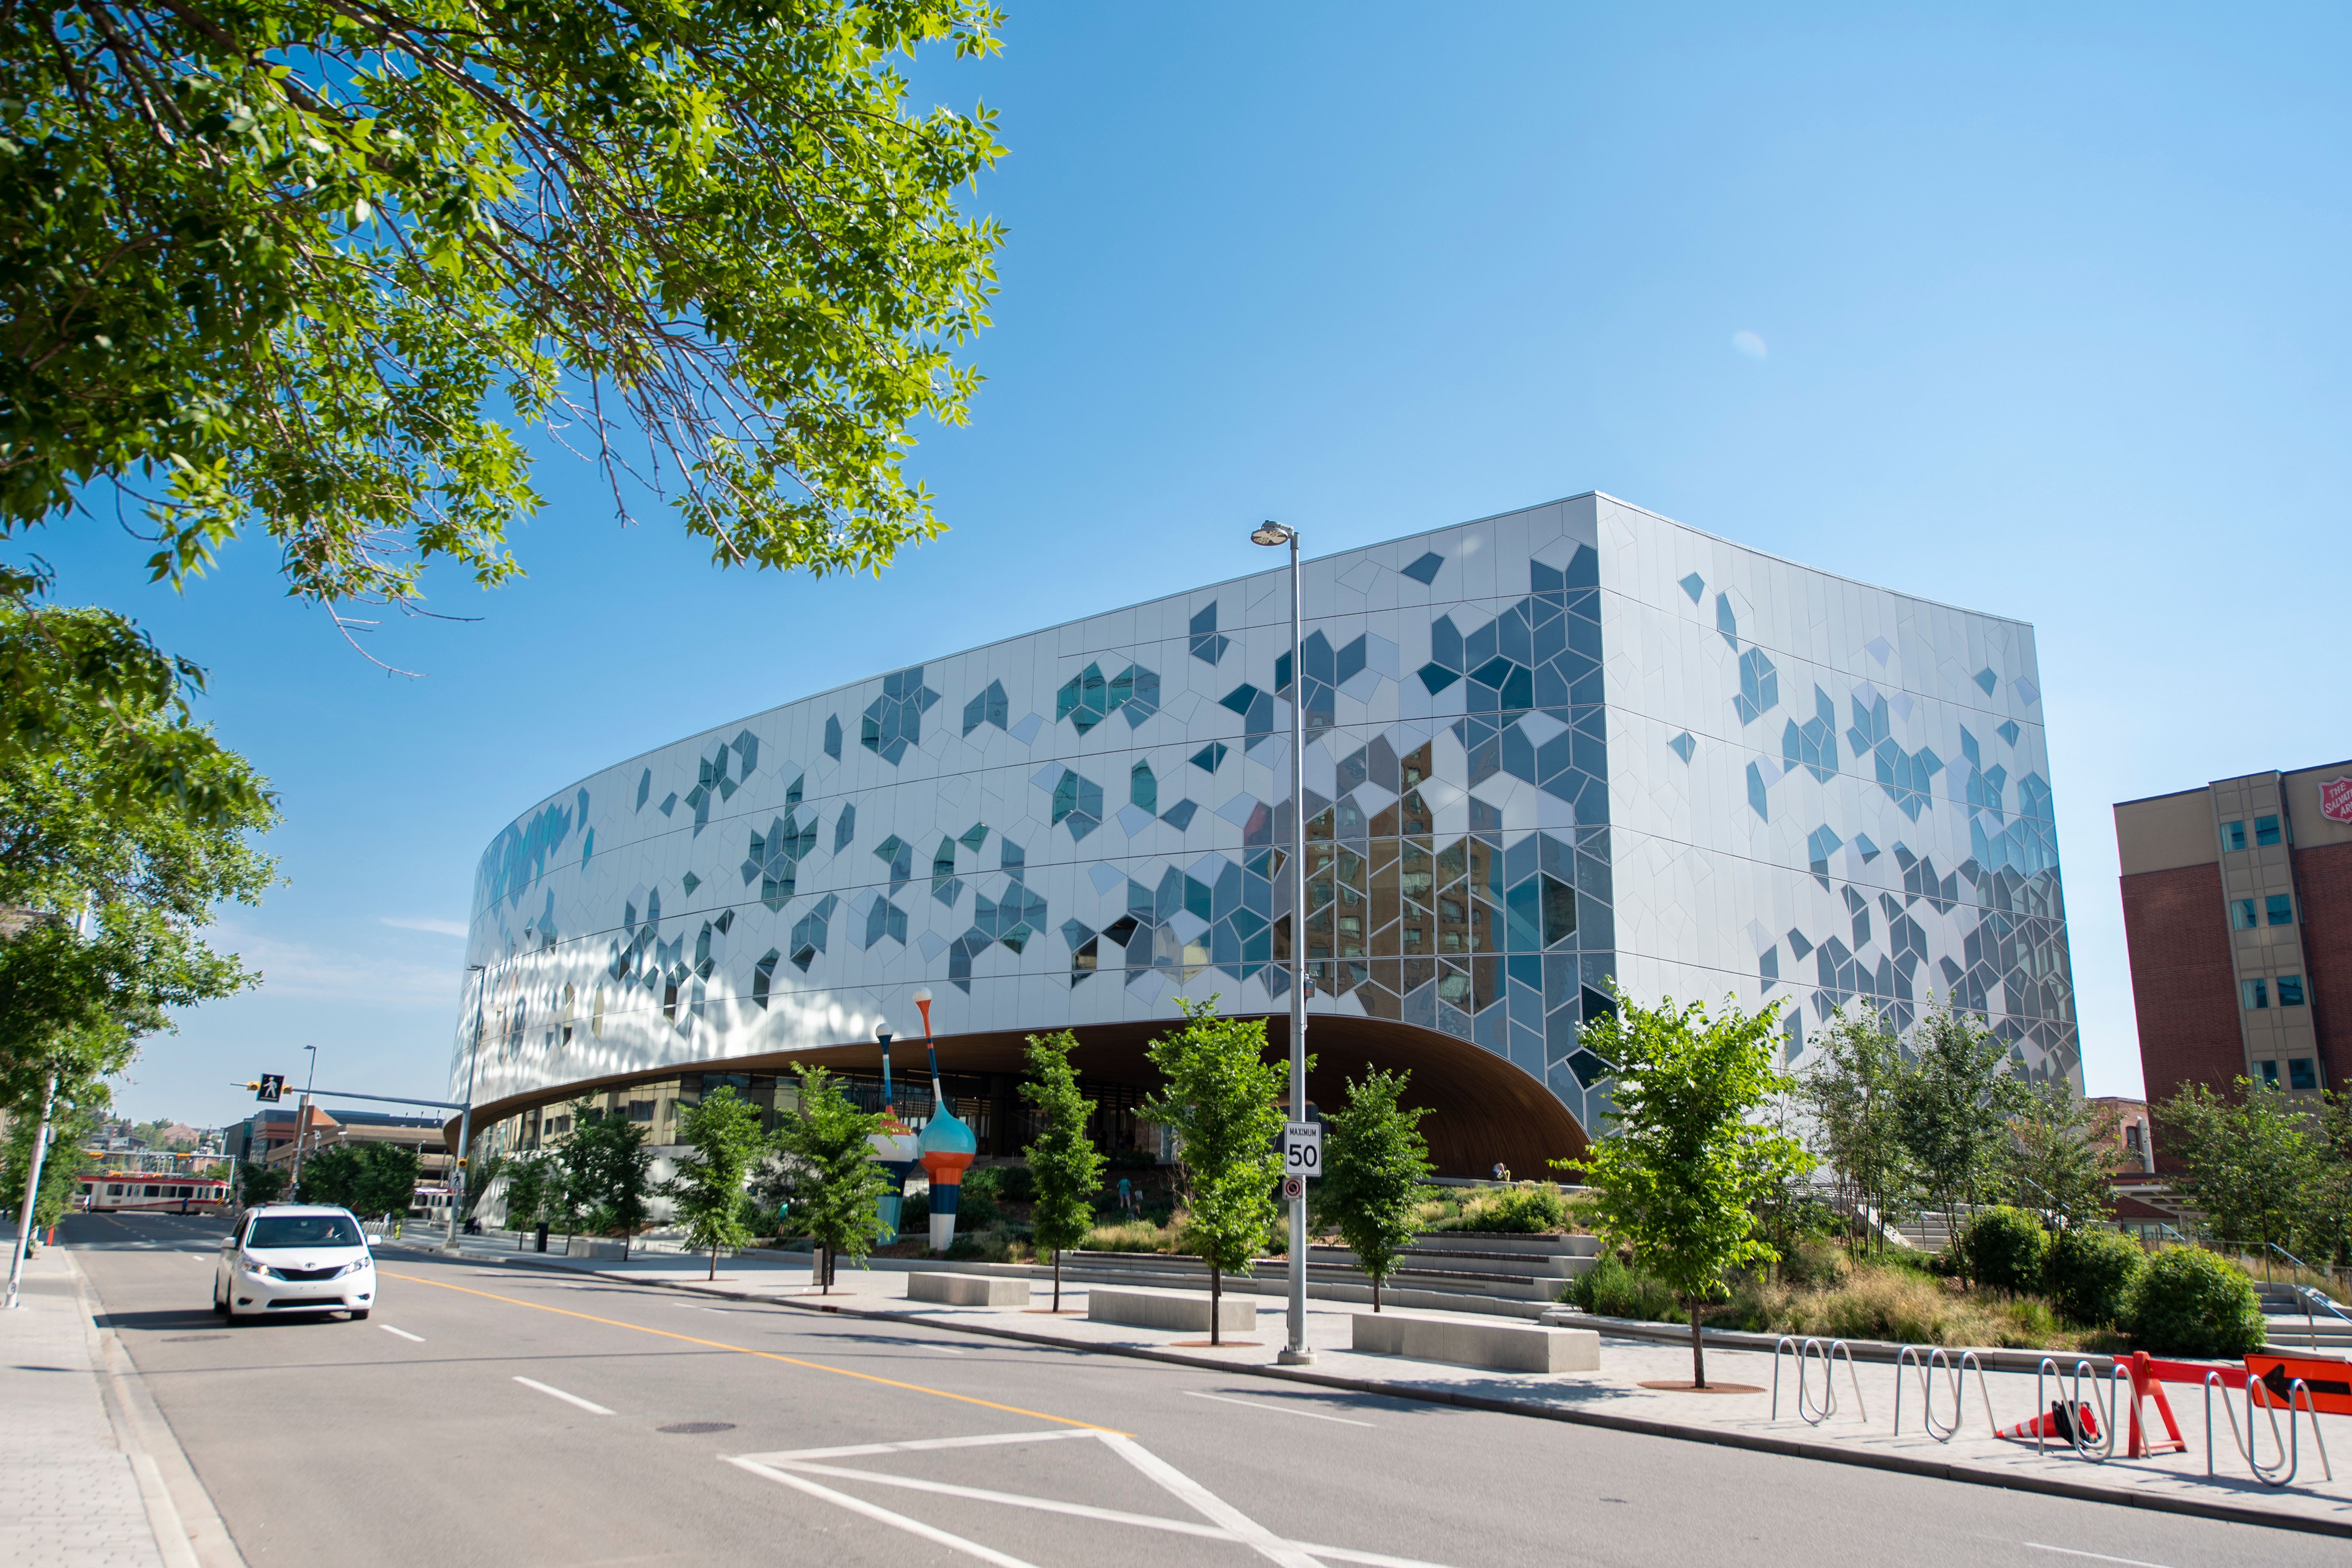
[288,1044,319,1192]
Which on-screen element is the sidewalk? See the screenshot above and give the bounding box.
[0,1248,175,1567]
[393,1233,2352,1538]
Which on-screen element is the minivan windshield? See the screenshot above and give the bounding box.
[246,1214,364,1250]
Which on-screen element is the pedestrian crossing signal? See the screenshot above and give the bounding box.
[255,1073,284,1102]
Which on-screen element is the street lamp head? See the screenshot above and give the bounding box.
[1251,520,1294,547]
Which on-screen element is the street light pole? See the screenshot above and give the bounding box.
[446,963,486,1250]
[1253,519,1314,1365]
[288,1043,319,1191]
[2,1064,60,1311]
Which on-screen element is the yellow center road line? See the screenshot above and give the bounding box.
[377,1270,1122,1433]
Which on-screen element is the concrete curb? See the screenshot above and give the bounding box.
[389,1243,2350,1540]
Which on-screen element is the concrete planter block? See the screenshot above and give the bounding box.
[569,1238,629,1259]
[908,1272,1031,1307]
[1352,1312,1600,1373]
[1088,1287,1258,1334]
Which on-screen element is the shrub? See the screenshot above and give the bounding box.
[2125,1248,2268,1358]
[2043,1227,2147,1327]
[1568,1252,1683,1323]
[952,1168,1001,1230]
[1955,1206,2049,1294]
[994,1163,1038,1204]
[1462,1184,1568,1234]
[1778,1238,1854,1290]
[898,1190,930,1232]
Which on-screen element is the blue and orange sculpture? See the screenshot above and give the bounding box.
[909,987,976,1253]
[867,1027,920,1244]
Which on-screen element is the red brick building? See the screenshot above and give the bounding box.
[2115,761,2352,1168]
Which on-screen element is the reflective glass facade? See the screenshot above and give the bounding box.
[457,493,2079,1138]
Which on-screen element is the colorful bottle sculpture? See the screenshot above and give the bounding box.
[867,1028,921,1243]
[909,988,975,1253]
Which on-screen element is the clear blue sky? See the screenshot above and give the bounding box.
[34,4,2352,1129]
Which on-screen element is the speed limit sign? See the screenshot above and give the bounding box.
[1283,1121,1321,1178]
[1283,1175,1306,1201]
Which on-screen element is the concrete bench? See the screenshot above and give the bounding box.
[1088,1287,1258,1334]
[908,1272,1031,1307]
[567,1238,629,1260]
[1353,1312,1599,1373]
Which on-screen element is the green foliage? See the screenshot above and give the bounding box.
[664,1085,766,1276]
[1953,1205,2049,1295]
[234,1161,288,1205]
[1798,1005,1916,1249]
[765,1066,890,1290]
[954,1165,1003,1230]
[2125,1247,2268,1358]
[1568,1252,1684,1323]
[556,1102,653,1238]
[2157,1078,2320,1252]
[1777,1237,1855,1290]
[4,1099,100,1228]
[1,1,1006,610]
[500,1152,550,1234]
[1020,1030,1107,1309]
[1458,1183,1567,1235]
[2310,1087,2352,1268]
[298,1141,418,1217]
[1139,998,1290,1342]
[2043,1226,2147,1327]
[1321,1067,1433,1310]
[1562,989,1813,1383]
[0,601,275,1110]
[994,1163,1038,1204]
[1894,1000,2028,1219]
[2005,1079,2122,1223]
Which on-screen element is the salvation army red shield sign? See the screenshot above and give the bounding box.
[2323,777,2352,824]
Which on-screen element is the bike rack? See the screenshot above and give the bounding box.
[1894,1346,1996,1442]
[2206,1372,2334,1488]
[1770,1337,1866,1425]
[2031,1358,2123,1462]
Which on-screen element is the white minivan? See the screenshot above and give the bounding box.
[214,1205,377,1321]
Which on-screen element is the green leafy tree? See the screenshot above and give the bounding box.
[1320,1066,1432,1313]
[350,1143,420,1220]
[2156,1078,2319,1253]
[500,1151,549,1244]
[1139,999,1290,1346]
[2126,1247,2268,1358]
[1563,991,1813,1388]
[2,0,1006,620]
[1895,999,2028,1227]
[234,1160,288,1206]
[2004,1079,2122,1225]
[1020,1030,1107,1312]
[294,1142,362,1209]
[5,1097,101,1231]
[665,1085,767,1281]
[556,1104,654,1253]
[765,1067,888,1294]
[2308,1086,2352,1269]
[1799,1004,1917,1254]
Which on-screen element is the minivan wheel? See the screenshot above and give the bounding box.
[212,1279,229,1318]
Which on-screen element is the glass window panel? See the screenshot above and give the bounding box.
[2254,815,2282,846]
[2260,1061,2280,1087]
[2242,978,2269,1010]
[2231,899,2257,930]
[2266,894,2294,926]
[2288,1058,2318,1091]
[2277,974,2305,1006]
[2222,820,2246,852]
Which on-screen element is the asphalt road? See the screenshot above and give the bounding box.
[62,1211,2340,1568]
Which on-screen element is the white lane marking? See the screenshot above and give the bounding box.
[738,1438,1467,1568]
[2022,1548,2176,1568]
[379,1325,425,1343]
[513,1376,613,1415]
[730,1460,1041,1568]
[1101,1431,1323,1568]
[1183,1390,1372,1427]
[745,1429,1103,1463]
[918,1343,968,1355]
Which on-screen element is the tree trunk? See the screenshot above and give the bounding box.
[1210,1263,1222,1346]
[1689,1301,1707,1388]
[1052,1249,1062,1313]
[709,1240,719,1281]
[1373,1270,1382,1314]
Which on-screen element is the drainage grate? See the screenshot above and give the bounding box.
[656,1422,736,1434]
